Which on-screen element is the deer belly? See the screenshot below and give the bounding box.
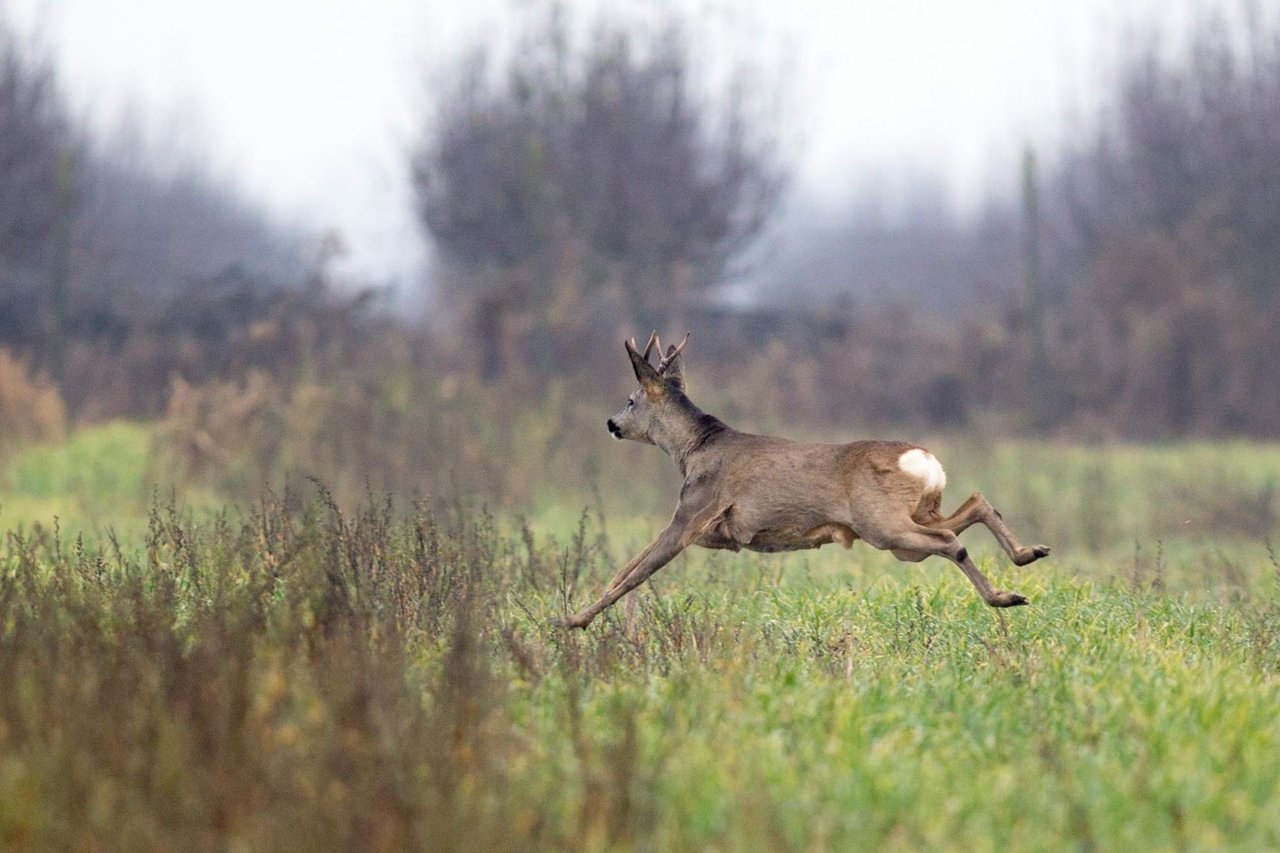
[744,523,858,553]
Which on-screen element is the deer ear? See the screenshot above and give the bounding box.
[662,344,686,391]
[625,338,661,387]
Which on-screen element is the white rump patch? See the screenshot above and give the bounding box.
[898,448,947,493]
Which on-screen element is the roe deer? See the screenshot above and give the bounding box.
[561,332,1050,630]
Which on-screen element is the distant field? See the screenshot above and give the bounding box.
[0,429,1278,848]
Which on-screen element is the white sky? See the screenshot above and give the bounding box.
[7,0,1193,287]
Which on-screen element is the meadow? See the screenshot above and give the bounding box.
[1,424,1278,849]
[6,0,1280,846]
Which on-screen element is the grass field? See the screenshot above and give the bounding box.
[0,429,1278,849]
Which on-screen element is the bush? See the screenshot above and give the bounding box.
[0,348,66,460]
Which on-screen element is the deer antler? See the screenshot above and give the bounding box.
[657,332,690,374]
[626,332,657,358]
[641,330,658,362]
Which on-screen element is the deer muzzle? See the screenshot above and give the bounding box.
[606,418,623,439]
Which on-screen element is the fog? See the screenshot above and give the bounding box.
[8,0,1191,287]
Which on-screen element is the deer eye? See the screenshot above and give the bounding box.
[625,399,634,408]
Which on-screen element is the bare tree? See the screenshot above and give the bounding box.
[0,7,314,417]
[412,8,786,375]
[1037,5,1280,435]
[1053,7,1280,296]
[0,15,76,345]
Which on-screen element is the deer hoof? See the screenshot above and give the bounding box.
[1014,545,1052,566]
[987,590,1029,607]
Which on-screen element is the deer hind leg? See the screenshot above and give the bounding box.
[920,491,1051,567]
[868,520,1028,608]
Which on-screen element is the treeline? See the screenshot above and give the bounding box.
[412,5,1280,437]
[2,3,1279,455]
[1035,9,1280,435]
[751,8,1280,436]
[0,16,309,420]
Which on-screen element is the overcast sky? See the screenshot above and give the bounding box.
[8,0,1193,287]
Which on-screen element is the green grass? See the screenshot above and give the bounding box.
[0,482,1277,850]
[941,439,1280,548]
[1,433,1278,848]
[0,421,223,543]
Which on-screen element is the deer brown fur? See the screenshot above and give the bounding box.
[562,333,1050,630]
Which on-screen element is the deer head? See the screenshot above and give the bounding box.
[606,331,691,444]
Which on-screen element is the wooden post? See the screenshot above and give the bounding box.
[49,148,75,388]
[1022,147,1050,429]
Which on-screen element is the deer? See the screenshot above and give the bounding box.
[560,332,1051,630]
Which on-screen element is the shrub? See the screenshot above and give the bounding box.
[0,348,66,460]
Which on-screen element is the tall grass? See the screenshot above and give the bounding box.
[1,490,1278,849]
[149,369,1280,561]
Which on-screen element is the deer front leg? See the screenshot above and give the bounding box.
[605,539,659,592]
[563,522,689,630]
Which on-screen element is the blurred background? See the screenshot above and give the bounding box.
[1,0,1278,558]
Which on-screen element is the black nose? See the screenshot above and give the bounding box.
[607,418,621,437]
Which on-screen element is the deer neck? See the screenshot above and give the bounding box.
[651,397,730,475]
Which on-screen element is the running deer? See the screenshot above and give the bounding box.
[561,332,1050,630]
